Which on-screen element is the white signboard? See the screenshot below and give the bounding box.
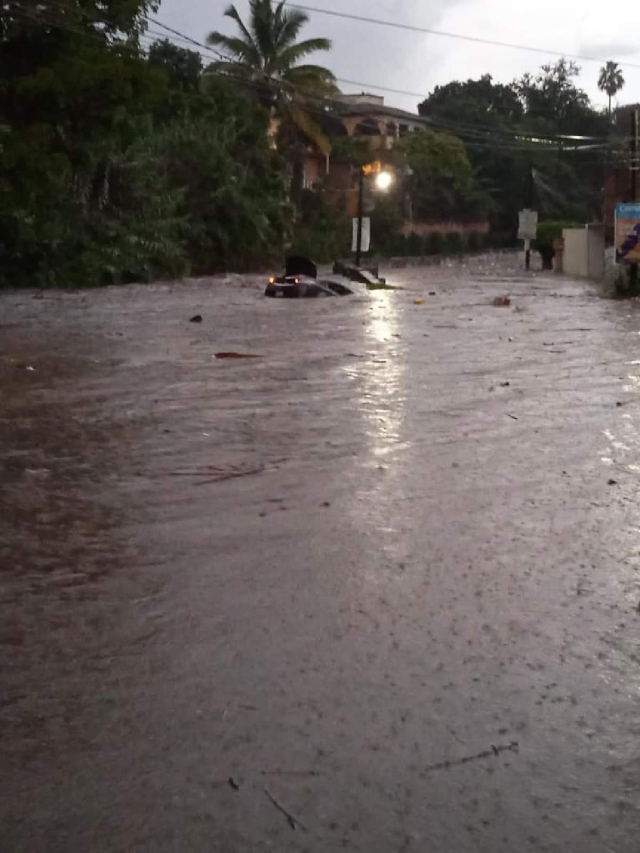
[518,209,538,241]
[352,217,371,253]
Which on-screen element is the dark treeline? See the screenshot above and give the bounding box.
[0,1,623,287]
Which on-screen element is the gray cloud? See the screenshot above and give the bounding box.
[157,0,473,110]
[156,0,640,111]
[578,42,640,60]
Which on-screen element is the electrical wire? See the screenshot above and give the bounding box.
[145,16,228,61]
[287,3,640,71]
[3,4,283,100]
[3,2,629,156]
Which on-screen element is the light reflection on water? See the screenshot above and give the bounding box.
[603,362,640,469]
[339,293,410,550]
[360,293,406,459]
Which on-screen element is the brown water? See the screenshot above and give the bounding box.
[2,256,640,851]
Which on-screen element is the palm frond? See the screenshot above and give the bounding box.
[203,60,254,81]
[284,64,338,95]
[250,0,276,68]
[288,104,332,156]
[273,5,308,50]
[206,32,262,68]
[223,4,255,47]
[274,38,332,72]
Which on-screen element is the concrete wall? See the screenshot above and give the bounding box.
[587,225,605,279]
[563,229,589,278]
[562,226,605,279]
[401,221,490,237]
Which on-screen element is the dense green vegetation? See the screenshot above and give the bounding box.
[0,1,299,286]
[418,61,614,237]
[0,2,620,286]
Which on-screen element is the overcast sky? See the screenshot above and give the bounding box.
[157,0,640,113]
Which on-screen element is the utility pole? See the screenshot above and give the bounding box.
[525,162,534,271]
[355,167,364,268]
[630,110,638,290]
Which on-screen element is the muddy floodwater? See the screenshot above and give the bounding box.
[3,256,640,851]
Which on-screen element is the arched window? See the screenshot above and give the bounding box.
[354,118,381,136]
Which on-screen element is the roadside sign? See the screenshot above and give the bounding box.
[615,203,640,264]
[518,209,538,241]
[352,217,371,253]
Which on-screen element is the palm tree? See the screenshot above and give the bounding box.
[206,0,338,155]
[598,61,625,118]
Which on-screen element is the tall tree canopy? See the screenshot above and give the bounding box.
[148,39,203,90]
[399,129,474,220]
[0,0,158,42]
[598,61,625,117]
[206,0,336,95]
[418,62,610,233]
[0,1,293,286]
[206,0,337,160]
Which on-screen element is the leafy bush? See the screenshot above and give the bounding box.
[370,194,403,255]
[426,232,444,255]
[405,233,423,256]
[290,188,349,263]
[536,220,578,249]
[0,121,188,288]
[444,232,463,254]
[466,232,481,252]
[487,231,518,249]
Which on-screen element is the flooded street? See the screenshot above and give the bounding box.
[3,256,640,851]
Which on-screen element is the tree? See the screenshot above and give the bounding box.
[598,61,625,118]
[0,37,185,287]
[0,0,159,44]
[206,0,336,96]
[418,75,529,231]
[419,75,523,126]
[418,64,610,235]
[205,0,337,159]
[149,39,203,91]
[152,77,292,273]
[514,60,586,125]
[398,129,475,221]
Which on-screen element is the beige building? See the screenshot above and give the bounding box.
[336,93,429,150]
[302,93,428,202]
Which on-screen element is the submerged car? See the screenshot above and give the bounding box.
[265,256,355,298]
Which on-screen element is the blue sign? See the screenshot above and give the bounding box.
[616,203,640,219]
[616,204,640,263]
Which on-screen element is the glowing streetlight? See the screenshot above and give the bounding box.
[375,171,393,191]
[355,164,394,267]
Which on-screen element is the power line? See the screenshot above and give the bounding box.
[5,3,627,153]
[4,4,274,97]
[288,3,640,70]
[33,0,620,145]
[294,88,623,154]
[146,16,227,61]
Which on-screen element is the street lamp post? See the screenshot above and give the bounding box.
[356,166,364,267]
[355,166,365,267]
[354,164,393,268]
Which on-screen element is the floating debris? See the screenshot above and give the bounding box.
[425,741,519,773]
[214,352,261,359]
[264,788,306,831]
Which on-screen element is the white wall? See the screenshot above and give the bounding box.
[562,227,605,280]
[563,229,589,278]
